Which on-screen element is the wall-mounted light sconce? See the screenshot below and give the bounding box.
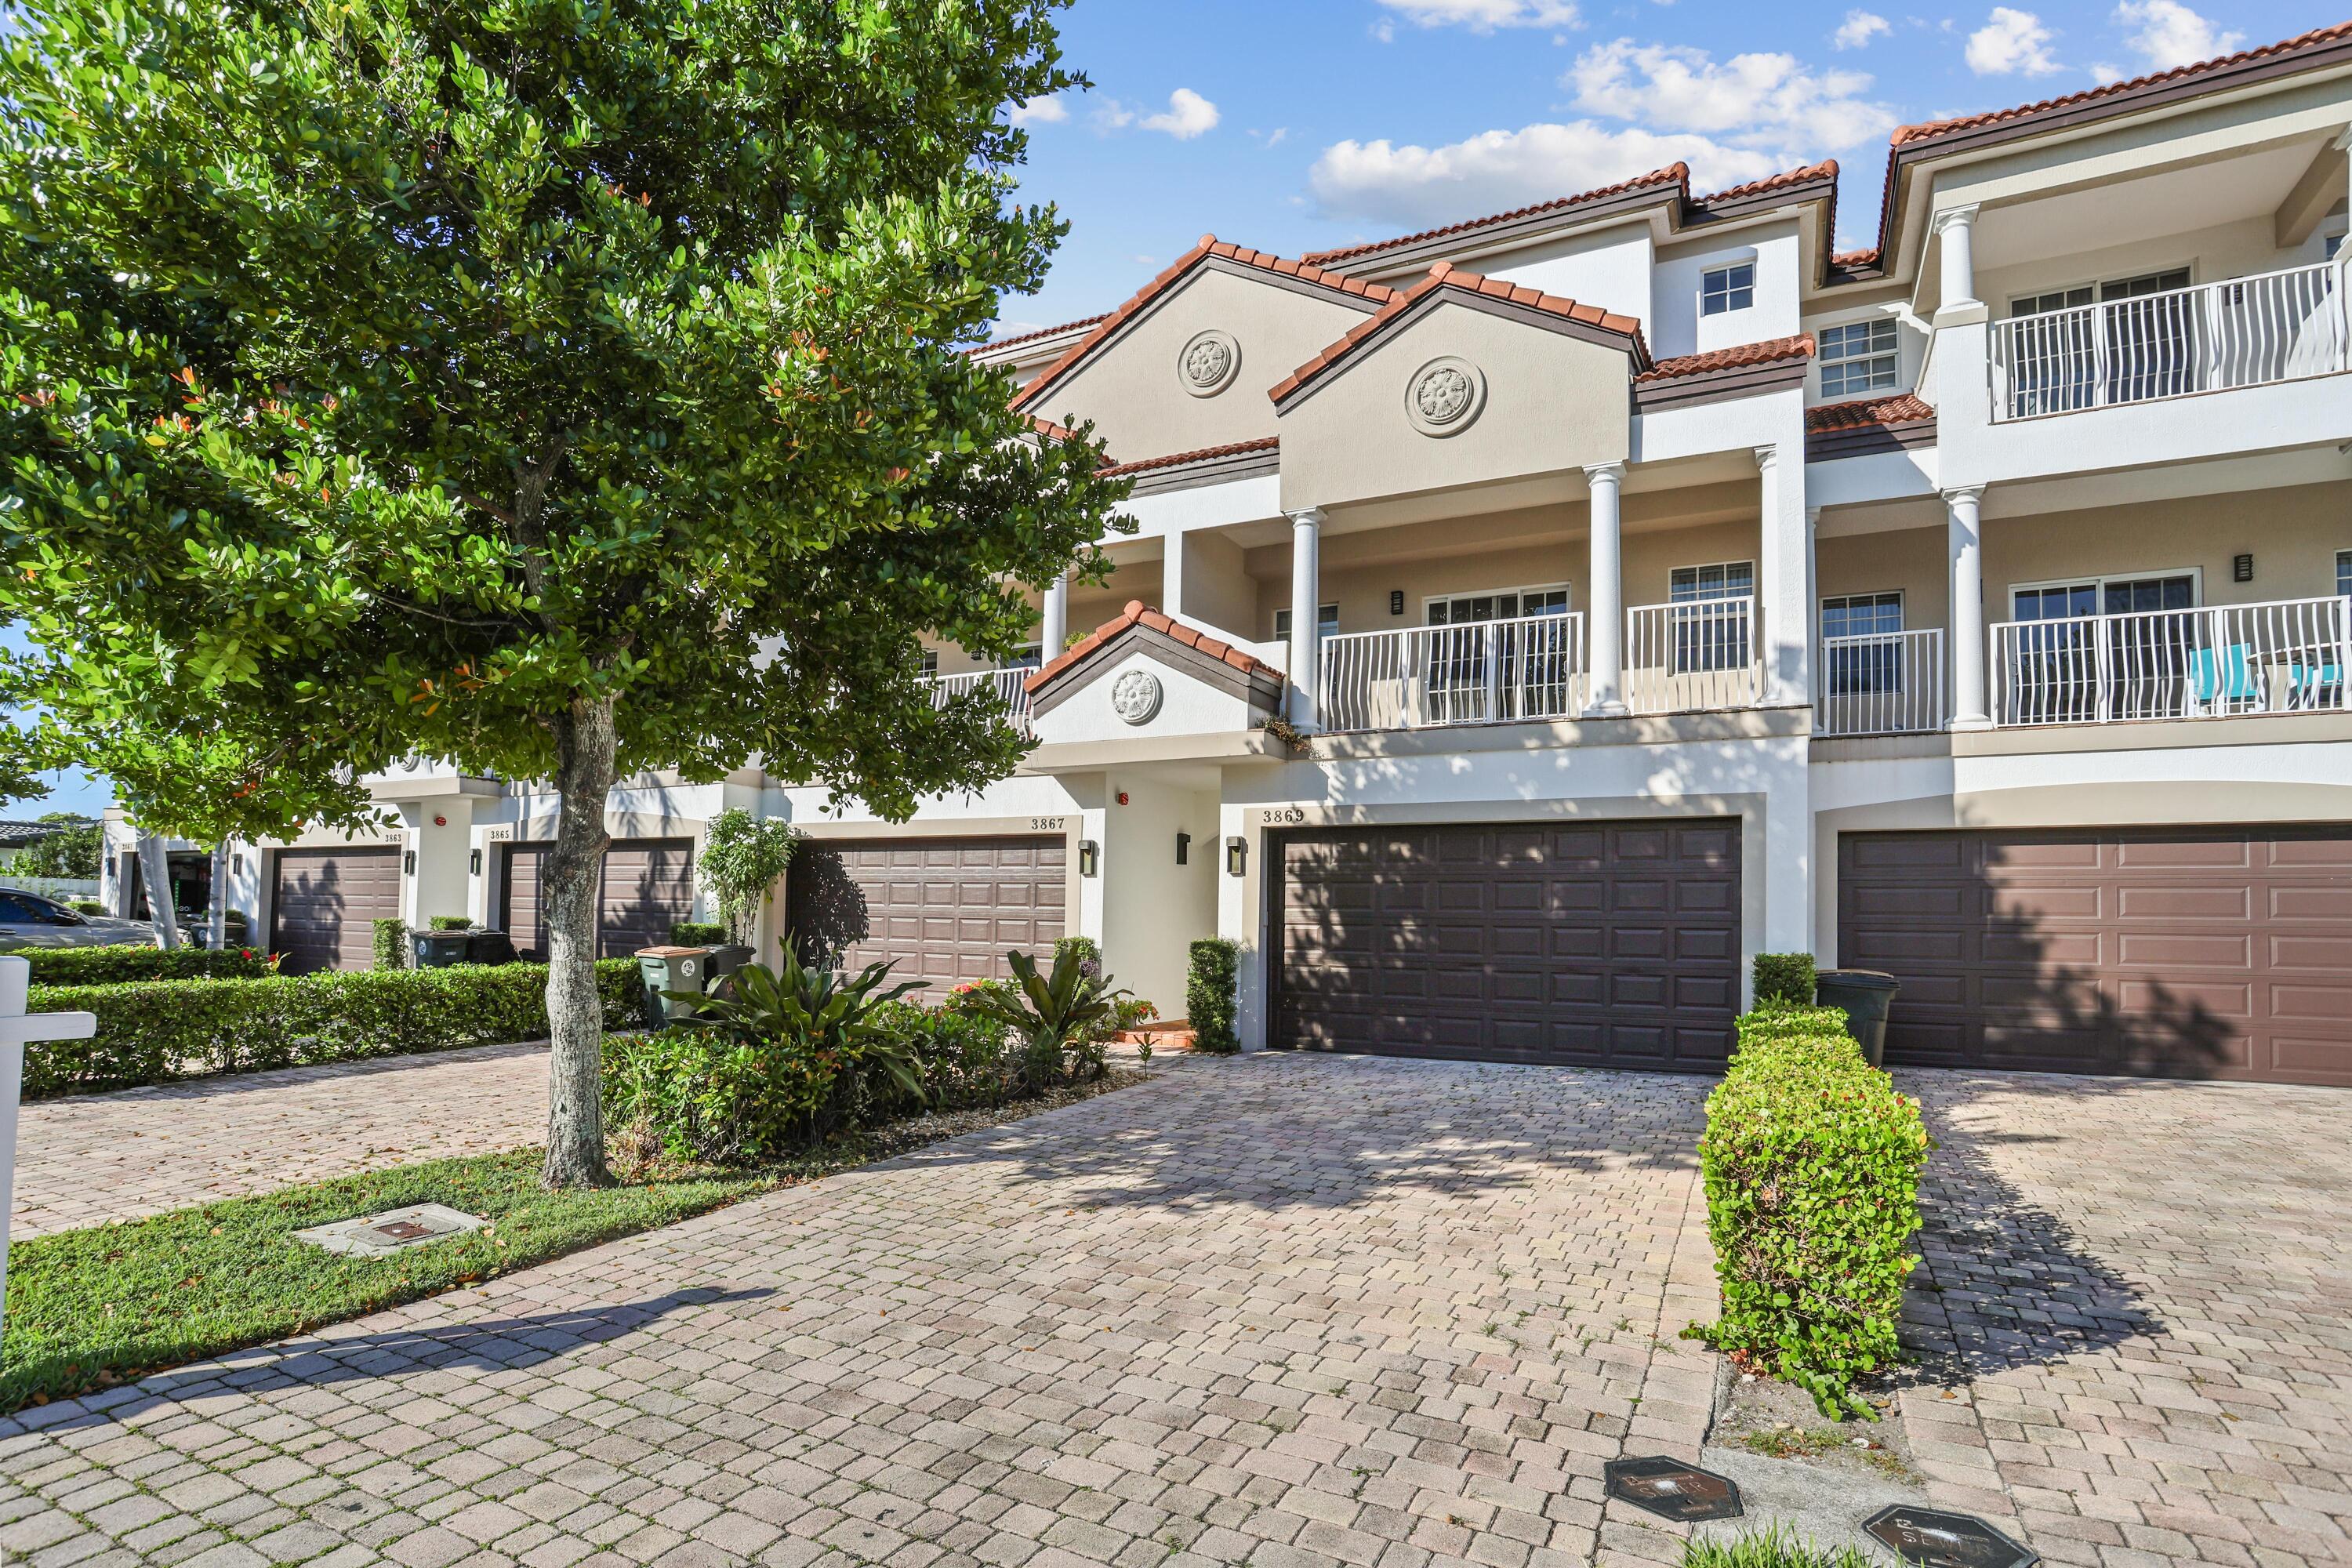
[1176,832,1191,866]
[470,848,483,876]
[403,849,418,876]
[1225,837,1247,877]
[1079,840,1099,877]
[2234,553,2254,583]
[230,853,244,877]
[1390,590,1405,615]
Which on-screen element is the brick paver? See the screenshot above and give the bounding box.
[13,1044,551,1236]
[0,1054,1723,1567]
[1896,1070,2352,1568]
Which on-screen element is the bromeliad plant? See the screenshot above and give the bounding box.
[955,946,1132,1089]
[622,949,928,1163]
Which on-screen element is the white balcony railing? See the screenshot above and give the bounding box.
[1992,596,2350,727]
[1988,261,2349,422]
[1625,596,1761,715]
[926,667,1036,738]
[1320,613,1585,732]
[1816,628,1947,735]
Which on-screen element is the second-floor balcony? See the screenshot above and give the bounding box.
[1991,595,2350,727]
[925,667,1036,739]
[1987,261,2349,423]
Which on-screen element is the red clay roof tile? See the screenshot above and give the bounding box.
[1699,160,1839,201]
[1011,240,1398,416]
[1023,601,1284,696]
[1301,165,1690,267]
[1634,335,1814,383]
[1096,436,1279,478]
[1804,391,1934,432]
[968,313,1112,356]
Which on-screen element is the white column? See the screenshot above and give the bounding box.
[1581,462,1628,717]
[1753,444,1811,708]
[1040,573,1069,662]
[1933,205,1983,324]
[1288,510,1323,729]
[1946,485,1992,730]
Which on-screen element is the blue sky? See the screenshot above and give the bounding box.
[992,0,2338,334]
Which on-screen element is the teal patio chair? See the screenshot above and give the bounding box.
[2189,644,2260,712]
[2288,657,2344,710]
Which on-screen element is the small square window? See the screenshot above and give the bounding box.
[1700,261,1755,317]
[1819,318,1900,397]
[1670,561,1755,602]
[2338,548,2351,598]
[919,649,939,677]
[1273,604,1340,639]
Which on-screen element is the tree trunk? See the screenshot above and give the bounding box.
[135,830,180,950]
[208,841,229,951]
[541,695,618,1189]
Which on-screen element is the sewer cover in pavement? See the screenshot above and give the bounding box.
[1864,1504,2038,1567]
[293,1203,485,1256]
[1602,1456,1744,1522]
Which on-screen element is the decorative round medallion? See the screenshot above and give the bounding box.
[1405,355,1486,437]
[1109,668,1164,725]
[1178,329,1242,397]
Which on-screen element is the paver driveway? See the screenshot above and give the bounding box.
[1894,1070,2352,1568]
[0,1054,1725,1568]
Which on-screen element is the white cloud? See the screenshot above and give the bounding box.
[1834,10,1891,49]
[2111,0,2241,69]
[1373,0,1582,31]
[1965,7,2061,74]
[1008,93,1068,126]
[1310,123,1786,228]
[1140,88,1220,140]
[1566,38,1896,149]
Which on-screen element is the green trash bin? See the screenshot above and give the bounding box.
[411,929,474,968]
[1816,968,1901,1067]
[636,946,713,1027]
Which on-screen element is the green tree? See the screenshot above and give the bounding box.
[0,0,1126,1185]
[18,814,100,880]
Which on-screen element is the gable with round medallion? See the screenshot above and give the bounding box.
[1178,329,1242,397]
[1405,355,1486,437]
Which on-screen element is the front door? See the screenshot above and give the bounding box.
[2009,574,2196,722]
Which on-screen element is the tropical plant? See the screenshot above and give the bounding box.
[697,811,799,946]
[0,0,1130,1187]
[16,816,100,880]
[954,947,1131,1089]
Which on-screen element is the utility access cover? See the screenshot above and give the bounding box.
[1864,1505,2039,1568]
[294,1203,485,1257]
[1602,1457,1744,1523]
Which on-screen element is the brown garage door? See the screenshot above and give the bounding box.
[787,837,1066,1000]
[1276,821,1742,1069]
[271,848,402,975]
[1839,828,2352,1086]
[502,839,699,960]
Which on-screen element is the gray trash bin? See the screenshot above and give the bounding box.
[706,943,755,992]
[466,928,517,966]
[1816,968,1901,1067]
[636,946,713,1027]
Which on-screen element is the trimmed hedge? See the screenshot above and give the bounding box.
[670,920,729,946]
[425,915,473,931]
[1690,1003,1928,1421]
[24,959,643,1098]
[1751,952,1816,1008]
[1187,938,1240,1054]
[372,917,409,971]
[0,946,276,985]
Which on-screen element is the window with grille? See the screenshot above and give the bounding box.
[1670,561,1755,673]
[1700,261,1755,317]
[1821,592,1904,694]
[1819,318,1900,397]
[2336,548,2350,598]
[1272,604,1340,640]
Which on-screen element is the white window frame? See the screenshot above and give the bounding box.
[1820,590,1907,695]
[1272,603,1340,640]
[919,648,940,677]
[1820,590,1904,637]
[1422,583,1572,624]
[1817,317,1901,398]
[2335,548,2350,597]
[1700,260,1755,318]
[1008,641,1044,670]
[1668,561,1755,602]
[2005,568,2204,618]
[2007,265,2194,318]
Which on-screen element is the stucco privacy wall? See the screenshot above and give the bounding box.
[1032,263,1373,459]
[1276,301,1634,512]
[1099,771,1221,1018]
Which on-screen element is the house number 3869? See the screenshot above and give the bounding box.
[1258,807,1307,826]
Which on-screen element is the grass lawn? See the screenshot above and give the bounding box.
[2,1073,1140,1414]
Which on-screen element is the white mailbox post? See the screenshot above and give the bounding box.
[0,955,95,1340]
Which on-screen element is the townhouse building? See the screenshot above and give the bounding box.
[107,21,2352,1087]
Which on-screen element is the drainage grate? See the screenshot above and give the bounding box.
[1864,1504,2039,1567]
[1602,1456,1744,1523]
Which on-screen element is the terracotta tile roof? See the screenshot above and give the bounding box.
[1805,391,1934,433]
[968,313,1112,355]
[1098,436,1278,478]
[1301,165,1689,267]
[1890,22,2352,147]
[1269,263,1650,405]
[1634,335,1813,384]
[1024,600,1283,695]
[1025,414,1081,443]
[1831,248,1882,268]
[1011,239,1398,414]
[1699,160,1838,202]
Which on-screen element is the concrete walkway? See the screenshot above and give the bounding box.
[0,1054,1722,1568]
[13,1044,552,1236]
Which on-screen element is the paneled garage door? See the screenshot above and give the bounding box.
[271,848,402,975]
[786,837,1066,1001]
[1838,828,2352,1086]
[502,839,698,960]
[1275,821,1742,1069]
